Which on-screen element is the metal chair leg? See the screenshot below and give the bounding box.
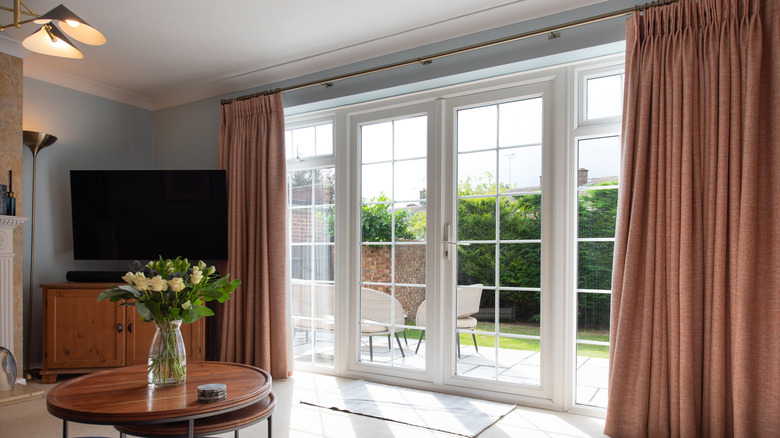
[395,333,405,357]
[472,333,478,352]
[415,330,425,354]
[369,336,374,361]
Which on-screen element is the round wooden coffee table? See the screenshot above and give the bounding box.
[46,361,275,438]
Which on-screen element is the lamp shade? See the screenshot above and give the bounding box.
[33,4,106,46]
[22,24,83,59]
[23,131,58,157]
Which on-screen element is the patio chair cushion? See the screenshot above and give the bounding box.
[361,319,391,334]
[457,316,478,330]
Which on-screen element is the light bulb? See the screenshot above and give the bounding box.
[65,20,80,28]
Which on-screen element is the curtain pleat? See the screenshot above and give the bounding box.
[216,94,289,379]
[606,0,778,436]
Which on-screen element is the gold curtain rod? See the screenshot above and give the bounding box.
[221,0,678,105]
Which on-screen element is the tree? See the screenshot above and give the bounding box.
[361,193,416,242]
[576,183,617,329]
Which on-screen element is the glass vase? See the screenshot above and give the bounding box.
[147,319,187,387]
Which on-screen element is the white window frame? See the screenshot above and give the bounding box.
[285,114,346,376]
[283,54,625,414]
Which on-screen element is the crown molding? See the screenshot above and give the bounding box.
[0,34,28,59]
[22,61,154,110]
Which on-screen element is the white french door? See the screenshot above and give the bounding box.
[439,80,557,400]
[349,103,436,375]
[348,80,558,399]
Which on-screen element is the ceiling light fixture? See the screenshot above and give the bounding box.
[0,1,105,59]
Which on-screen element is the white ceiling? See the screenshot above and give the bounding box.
[0,0,606,110]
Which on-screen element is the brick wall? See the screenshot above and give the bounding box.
[361,245,426,321]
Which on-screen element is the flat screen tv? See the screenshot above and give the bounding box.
[70,170,228,261]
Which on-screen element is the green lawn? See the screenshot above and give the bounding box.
[406,322,610,359]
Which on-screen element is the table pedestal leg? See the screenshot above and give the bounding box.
[62,420,68,438]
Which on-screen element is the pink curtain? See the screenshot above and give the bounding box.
[217,93,289,379]
[606,0,779,436]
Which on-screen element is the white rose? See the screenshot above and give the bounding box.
[182,300,192,310]
[122,272,135,286]
[134,273,148,291]
[191,269,203,285]
[168,277,185,292]
[148,275,166,292]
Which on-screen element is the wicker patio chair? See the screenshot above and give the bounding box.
[414,284,484,357]
[292,281,335,342]
[360,287,407,361]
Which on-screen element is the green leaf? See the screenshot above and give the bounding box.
[135,302,152,321]
[194,305,214,317]
[118,285,144,299]
[181,310,198,324]
[97,288,133,302]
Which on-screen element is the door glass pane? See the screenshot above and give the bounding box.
[456,96,543,386]
[458,150,496,194]
[499,194,541,240]
[287,122,334,160]
[576,292,610,407]
[457,105,496,152]
[291,126,315,159]
[499,243,541,289]
[395,159,427,203]
[499,145,542,192]
[577,241,614,290]
[578,136,620,182]
[359,115,427,370]
[395,244,426,284]
[394,116,427,160]
[499,98,542,147]
[578,190,617,239]
[316,124,333,156]
[576,135,619,407]
[361,122,393,163]
[457,244,495,287]
[457,198,495,241]
[586,74,623,120]
[288,165,336,369]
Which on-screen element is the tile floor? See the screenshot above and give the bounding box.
[0,369,607,438]
[294,331,609,408]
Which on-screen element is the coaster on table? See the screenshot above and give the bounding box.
[197,383,227,403]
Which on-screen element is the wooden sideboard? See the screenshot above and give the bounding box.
[40,282,205,384]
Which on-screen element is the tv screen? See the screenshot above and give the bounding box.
[70,170,229,261]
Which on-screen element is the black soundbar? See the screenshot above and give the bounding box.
[66,271,127,283]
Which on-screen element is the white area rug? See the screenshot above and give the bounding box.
[300,380,515,437]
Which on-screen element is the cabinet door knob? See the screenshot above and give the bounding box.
[128,323,133,333]
[117,323,123,333]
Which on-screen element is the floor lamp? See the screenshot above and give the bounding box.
[22,130,57,379]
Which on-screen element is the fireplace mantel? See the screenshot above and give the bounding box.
[0,215,28,367]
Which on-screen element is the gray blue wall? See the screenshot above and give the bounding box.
[22,78,153,366]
